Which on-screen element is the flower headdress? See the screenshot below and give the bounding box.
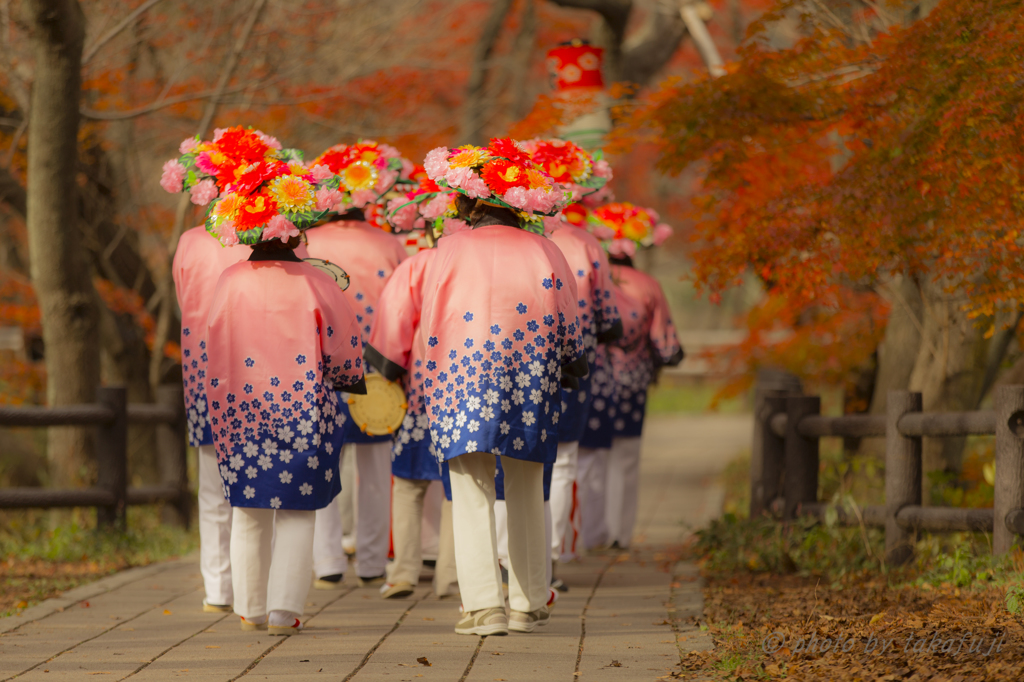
[309,141,414,214]
[384,166,469,238]
[520,138,611,201]
[423,137,570,234]
[586,202,673,257]
[160,126,342,246]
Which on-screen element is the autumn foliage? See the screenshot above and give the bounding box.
[626,0,1024,393]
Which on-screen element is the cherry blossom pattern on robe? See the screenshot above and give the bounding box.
[305,220,408,444]
[609,264,683,438]
[206,258,365,511]
[419,224,586,465]
[548,225,621,443]
[172,226,249,446]
[365,249,442,481]
[579,345,618,450]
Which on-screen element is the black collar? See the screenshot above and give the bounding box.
[248,248,302,263]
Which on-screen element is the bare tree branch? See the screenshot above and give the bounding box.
[82,0,165,65]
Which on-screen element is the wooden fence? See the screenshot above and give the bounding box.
[751,386,1024,563]
[0,386,190,528]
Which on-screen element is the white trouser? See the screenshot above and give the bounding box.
[606,437,642,547]
[549,441,579,559]
[495,499,552,588]
[230,507,315,620]
[354,442,392,578]
[339,451,356,552]
[421,480,444,561]
[313,495,348,579]
[576,447,609,550]
[450,453,546,613]
[388,477,458,595]
[198,444,232,606]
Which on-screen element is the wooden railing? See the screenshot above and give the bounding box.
[751,386,1024,563]
[0,386,190,528]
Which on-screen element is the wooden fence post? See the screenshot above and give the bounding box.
[751,390,787,517]
[96,386,127,528]
[783,395,819,520]
[994,385,1024,555]
[885,390,921,565]
[157,385,190,528]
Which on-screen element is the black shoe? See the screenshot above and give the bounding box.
[422,559,437,569]
[610,541,623,550]
[313,574,344,590]
[358,574,387,587]
[551,578,569,593]
[500,564,509,589]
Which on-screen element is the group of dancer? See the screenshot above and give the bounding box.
[166,126,681,636]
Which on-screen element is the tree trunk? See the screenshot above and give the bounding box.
[908,276,990,501]
[24,0,99,487]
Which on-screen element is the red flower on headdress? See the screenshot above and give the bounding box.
[234,191,279,230]
[481,159,531,196]
[488,138,531,166]
[563,203,589,227]
[215,127,271,164]
[229,159,288,196]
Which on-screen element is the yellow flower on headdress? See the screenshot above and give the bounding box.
[269,175,315,212]
[526,168,553,190]
[449,147,488,169]
[340,162,378,191]
[212,193,243,221]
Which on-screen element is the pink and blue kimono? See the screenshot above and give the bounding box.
[418,224,587,465]
[365,248,444,483]
[205,251,366,511]
[609,265,683,437]
[172,226,249,447]
[305,220,408,444]
[548,225,621,443]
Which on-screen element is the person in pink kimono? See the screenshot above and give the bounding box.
[206,227,366,633]
[417,139,585,636]
[365,241,457,599]
[173,225,249,613]
[587,203,683,549]
[303,141,411,588]
[544,203,621,579]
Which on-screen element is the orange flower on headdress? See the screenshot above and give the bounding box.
[481,159,531,196]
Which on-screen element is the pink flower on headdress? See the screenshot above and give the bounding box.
[189,178,218,206]
[444,166,474,190]
[461,171,489,199]
[591,224,615,240]
[593,159,613,179]
[442,218,470,236]
[179,137,199,154]
[608,238,636,257]
[542,215,563,236]
[424,147,450,180]
[212,128,229,142]
[647,207,661,223]
[316,187,344,211]
[195,152,221,176]
[350,189,377,208]
[378,143,401,159]
[263,214,299,243]
[399,158,415,179]
[389,203,419,232]
[421,193,451,220]
[583,186,614,207]
[160,160,186,193]
[255,131,282,150]
[502,186,529,210]
[310,164,334,181]
[216,219,240,246]
[374,169,398,194]
[652,223,673,246]
[524,188,558,214]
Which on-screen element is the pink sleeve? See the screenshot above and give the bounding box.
[648,279,683,366]
[171,234,188,307]
[319,286,366,390]
[366,257,418,381]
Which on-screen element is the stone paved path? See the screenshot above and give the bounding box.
[0,414,750,681]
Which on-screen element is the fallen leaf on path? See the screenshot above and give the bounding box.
[417,657,431,667]
[608,660,622,667]
[491,652,504,656]
[163,610,172,615]
[205,646,220,649]
[422,617,434,621]
[15,600,27,609]
[81,602,90,608]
